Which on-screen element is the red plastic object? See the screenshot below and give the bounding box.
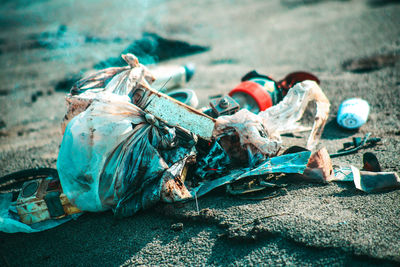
[228,81,273,111]
[278,71,320,96]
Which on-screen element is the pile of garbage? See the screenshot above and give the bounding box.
[1,53,399,233]
[57,53,331,215]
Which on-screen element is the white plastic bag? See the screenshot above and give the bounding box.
[57,94,195,217]
[214,80,330,160]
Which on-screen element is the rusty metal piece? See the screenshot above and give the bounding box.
[16,177,81,225]
[209,95,240,117]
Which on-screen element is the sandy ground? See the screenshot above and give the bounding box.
[1,0,400,266]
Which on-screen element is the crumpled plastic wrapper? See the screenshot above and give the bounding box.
[214,80,330,160]
[213,109,281,159]
[62,53,155,133]
[259,80,330,151]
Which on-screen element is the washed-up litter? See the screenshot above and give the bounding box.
[167,89,199,108]
[332,165,400,193]
[228,70,320,114]
[1,52,398,233]
[336,98,370,129]
[151,63,195,92]
[57,53,330,215]
[0,168,82,233]
[329,133,381,158]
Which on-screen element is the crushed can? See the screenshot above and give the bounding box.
[16,177,81,224]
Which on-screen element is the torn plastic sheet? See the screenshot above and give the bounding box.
[0,193,81,234]
[62,54,156,133]
[214,109,282,159]
[190,151,311,198]
[213,81,330,163]
[259,80,330,151]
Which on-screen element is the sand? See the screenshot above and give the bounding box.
[1,0,399,266]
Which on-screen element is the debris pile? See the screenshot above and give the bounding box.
[1,53,398,233]
[57,53,331,216]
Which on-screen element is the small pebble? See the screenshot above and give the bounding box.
[171,222,183,232]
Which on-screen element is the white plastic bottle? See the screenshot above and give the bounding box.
[150,63,195,92]
[337,98,370,129]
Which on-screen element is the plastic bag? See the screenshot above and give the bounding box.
[213,109,282,161]
[259,80,330,150]
[57,94,196,217]
[213,80,330,161]
[62,53,155,133]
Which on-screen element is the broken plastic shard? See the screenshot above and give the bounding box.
[332,166,355,182]
[354,168,400,193]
